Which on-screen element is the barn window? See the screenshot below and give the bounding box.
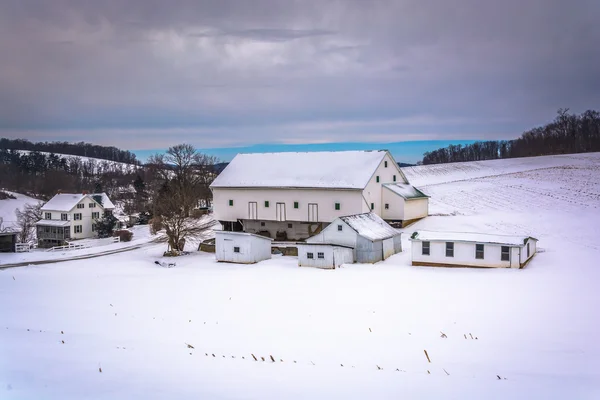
[288,223,293,228]
[337,225,343,231]
[371,203,374,210]
[476,244,484,259]
[501,246,510,261]
[385,203,389,210]
[527,242,530,257]
[45,212,51,220]
[422,241,430,255]
[384,161,388,168]
[234,247,240,253]
[307,252,314,259]
[261,222,265,227]
[393,175,397,182]
[335,203,340,210]
[318,252,324,259]
[446,242,454,257]
[294,201,299,209]
[264,201,269,208]
[376,176,380,183]
[229,199,233,206]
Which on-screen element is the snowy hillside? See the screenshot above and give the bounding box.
[0,191,41,230]
[402,152,600,187]
[1,154,600,399]
[17,150,140,172]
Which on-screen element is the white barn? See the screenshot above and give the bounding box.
[306,213,403,264]
[297,243,354,269]
[410,231,538,269]
[210,151,428,240]
[215,231,273,264]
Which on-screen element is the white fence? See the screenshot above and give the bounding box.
[46,243,93,252]
[15,242,36,253]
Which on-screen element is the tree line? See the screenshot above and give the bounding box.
[0,138,141,165]
[421,109,600,165]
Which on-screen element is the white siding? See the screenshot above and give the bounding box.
[403,198,429,221]
[213,188,364,223]
[519,239,538,265]
[298,244,353,269]
[362,153,408,216]
[215,232,272,264]
[412,240,523,268]
[306,219,358,249]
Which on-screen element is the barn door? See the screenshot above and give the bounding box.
[308,203,318,222]
[382,238,394,260]
[276,203,286,221]
[248,202,258,220]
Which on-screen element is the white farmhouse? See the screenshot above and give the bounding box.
[215,231,273,264]
[210,151,428,240]
[36,193,115,248]
[410,231,538,269]
[306,212,403,264]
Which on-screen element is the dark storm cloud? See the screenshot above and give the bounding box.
[0,0,599,149]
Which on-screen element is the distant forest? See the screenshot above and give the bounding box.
[0,138,140,165]
[421,109,600,165]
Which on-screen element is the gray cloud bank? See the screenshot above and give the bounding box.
[1,0,599,149]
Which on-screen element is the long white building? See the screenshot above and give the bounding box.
[210,150,428,240]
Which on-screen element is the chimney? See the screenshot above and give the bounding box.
[57,189,62,194]
[82,190,89,195]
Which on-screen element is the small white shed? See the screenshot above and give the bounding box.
[306,212,402,263]
[215,231,273,264]
[297,243,354,269]
[410,231,538,269]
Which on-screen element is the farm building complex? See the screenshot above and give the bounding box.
[410,231,538,268]
[210,150,429,240]
[305,212,402,264]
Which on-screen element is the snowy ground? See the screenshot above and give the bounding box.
[0,191,41,230]
[1,154,600,399]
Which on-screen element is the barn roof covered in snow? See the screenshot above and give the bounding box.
[340,213,401,241]
[410,231,537,246]
[41,194,87,212]
[210,151,393,189]
[383,183,428,199]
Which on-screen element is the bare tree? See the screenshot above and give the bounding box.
[150,144,218,254]
[15,202,43,243]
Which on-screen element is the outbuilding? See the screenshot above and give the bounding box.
[215,231,273,264]
[297,243,354,269]
[306,212,402,263]
[410,231,538,269]
[0,231,18,253]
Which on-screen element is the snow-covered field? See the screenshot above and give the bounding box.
[0,191,41,230]
[1,154,600,399]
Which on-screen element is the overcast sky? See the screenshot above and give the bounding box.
[1,0,599,152]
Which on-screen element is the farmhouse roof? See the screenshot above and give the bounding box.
[210,150,394,189]
[383,183,429,199]
[91,193,115,209]
[41,192,113,212]
[339,212,401,241]
[410,231,537,246]
[41,194,87,212]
